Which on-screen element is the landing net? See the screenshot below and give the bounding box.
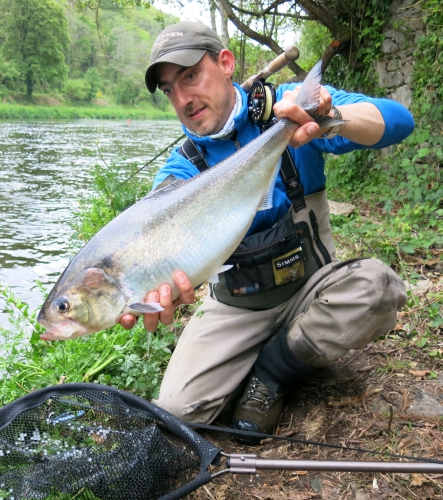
[0,383,221,500]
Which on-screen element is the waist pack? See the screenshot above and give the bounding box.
[223,210,315,298]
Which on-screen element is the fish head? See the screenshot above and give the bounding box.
[38,267,126,340]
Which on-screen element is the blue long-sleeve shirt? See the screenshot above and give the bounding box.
[153,82,414,236]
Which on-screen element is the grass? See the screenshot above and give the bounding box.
[0,102,177,120]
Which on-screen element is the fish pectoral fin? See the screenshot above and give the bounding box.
[128,302,164,313]
[208,265,233,283]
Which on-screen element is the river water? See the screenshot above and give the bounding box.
[0,119,183,327]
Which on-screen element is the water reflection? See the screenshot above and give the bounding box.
[0,119,183,326]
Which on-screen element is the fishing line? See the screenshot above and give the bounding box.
[189,422,443,465]
[111,133,185,192]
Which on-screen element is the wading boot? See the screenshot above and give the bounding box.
[232,374,284,445]
[232,325,317,445]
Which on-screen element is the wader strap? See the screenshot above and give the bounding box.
[178,138,210,172]
[280,148,306,212]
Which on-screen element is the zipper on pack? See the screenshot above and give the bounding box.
[309,210,331,265]
[230,230,295,257]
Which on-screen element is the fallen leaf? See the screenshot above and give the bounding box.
[409,369,430,377]
[410,473,426,487]
[425,259,440,266]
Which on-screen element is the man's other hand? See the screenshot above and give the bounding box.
[273,85,333,148]
[119,271,195,332]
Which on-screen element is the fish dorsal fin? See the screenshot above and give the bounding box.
[154,174,182,191]
[295,60,322,114]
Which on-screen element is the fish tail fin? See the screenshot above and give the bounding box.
[295,60,322,113]
[258,157,282,211]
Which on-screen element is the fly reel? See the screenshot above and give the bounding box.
[248,80,276,126]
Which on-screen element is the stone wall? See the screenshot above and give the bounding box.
[374,0,426,109]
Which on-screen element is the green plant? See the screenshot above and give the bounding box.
[0,283,178,406]
[64,78,89,102]
[84,67,101,101]
[71,156,153,243]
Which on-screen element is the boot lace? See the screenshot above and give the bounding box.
[245,377,274,407]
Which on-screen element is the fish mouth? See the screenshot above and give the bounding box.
[39,319,88,341]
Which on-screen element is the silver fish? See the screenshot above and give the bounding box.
[37,61,346,340]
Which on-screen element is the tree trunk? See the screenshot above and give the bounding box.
[25,72,33,101]
[239,33,246,83]
[210,0,217,32]
[215,0,230,47]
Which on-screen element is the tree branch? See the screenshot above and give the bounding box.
[218,0,307,78]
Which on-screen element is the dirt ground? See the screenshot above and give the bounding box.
[187,280,443,500]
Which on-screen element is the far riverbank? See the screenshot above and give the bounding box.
[0,103,177,120]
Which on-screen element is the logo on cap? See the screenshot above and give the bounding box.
[152,31,184,52]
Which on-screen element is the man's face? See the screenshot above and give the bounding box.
[156,50,236,136]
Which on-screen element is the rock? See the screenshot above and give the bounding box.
[408,389,443,417]
[328,200,356,216]
[403,279,432,294]
[310,477,323,494]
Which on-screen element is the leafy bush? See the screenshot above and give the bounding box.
[72,158,152,243]
[114,77,141,105]
[84,67,102,101]
[63,78,89,102]
[0,283,178,406]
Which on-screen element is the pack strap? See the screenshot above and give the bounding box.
[280,148,306,212]
[178,138,210,172]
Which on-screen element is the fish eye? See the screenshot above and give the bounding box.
[55,298,70,313]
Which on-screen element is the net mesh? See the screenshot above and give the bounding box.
[0,383,221,500]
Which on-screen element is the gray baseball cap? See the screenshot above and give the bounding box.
[145,22,225,93]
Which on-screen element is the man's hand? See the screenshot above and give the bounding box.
[119,271,195,332]
[273,85,332,148]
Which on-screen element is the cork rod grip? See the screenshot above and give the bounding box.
[241,46,299,91]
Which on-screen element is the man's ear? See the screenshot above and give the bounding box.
[219,49,235,79]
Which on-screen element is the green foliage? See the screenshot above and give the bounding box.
[0,55,21,93]
[410,0,443,124]
[0,0,176,106]
[324,0,392,94]
[84,66,102,100]
[115,77,141,104]
[1,0,70,99]
[324,0,443,270]
[0,283,177,406]
[326,127,443,267]
[72,157,153,243]
[64,78,89,101]
[0,102,176,119]
[297,22,330,70]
